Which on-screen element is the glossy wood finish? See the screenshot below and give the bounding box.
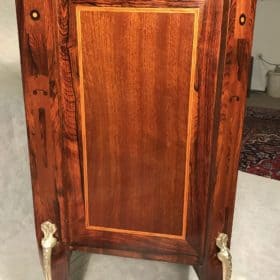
[77,7,199,238]
[64,3,202,263]
[15,0,70,278]
[15,0,257,279]
[66,4,203,265]
[196,1,257,279]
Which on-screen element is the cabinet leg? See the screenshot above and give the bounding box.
[194,233,232,280]
[41,221,58,280]
[216,233,232,280]
[40,221,71,280]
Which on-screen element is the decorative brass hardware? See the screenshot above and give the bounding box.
[239,14,246,26]
[216,233,232,280]
[30,10,40,20]
[41,221,58,280]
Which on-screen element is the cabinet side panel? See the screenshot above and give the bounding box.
[77,7,199,237]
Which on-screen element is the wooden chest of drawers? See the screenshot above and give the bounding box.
[15,0,256,279]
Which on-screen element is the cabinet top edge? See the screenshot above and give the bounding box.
[76,5,200,14]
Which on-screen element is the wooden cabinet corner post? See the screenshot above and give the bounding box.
[15,0,256,279]
[15,0,71,279]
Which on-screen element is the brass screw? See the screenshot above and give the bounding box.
[30,10,40,21]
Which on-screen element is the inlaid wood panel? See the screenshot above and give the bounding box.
[76,7,199,238]
[16,0,258,276]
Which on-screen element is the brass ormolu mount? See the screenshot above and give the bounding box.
[41,221,58,280]
[216,233,232,280]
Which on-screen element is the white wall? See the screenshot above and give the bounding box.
[0,1,20,65]
[251,0,280,91]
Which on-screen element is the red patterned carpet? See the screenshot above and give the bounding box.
[239,106,280,180]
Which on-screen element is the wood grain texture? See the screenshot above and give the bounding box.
[73,244,198,265]
[62,0,233,270]
[65,0,230,269]
[65,1,204,265]
[76,7,199,238]
[72,0,205,8]
[15,0,257,278]
[196,0,257,279]
[15,0,70,278]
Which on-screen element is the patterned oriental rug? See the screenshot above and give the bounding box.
[239,106,280,180]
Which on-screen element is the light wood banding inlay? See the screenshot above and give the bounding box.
[76,6,199,239]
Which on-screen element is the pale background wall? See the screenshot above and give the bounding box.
[251,0,280,91]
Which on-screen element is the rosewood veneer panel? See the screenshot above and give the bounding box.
[77,7,199,238]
